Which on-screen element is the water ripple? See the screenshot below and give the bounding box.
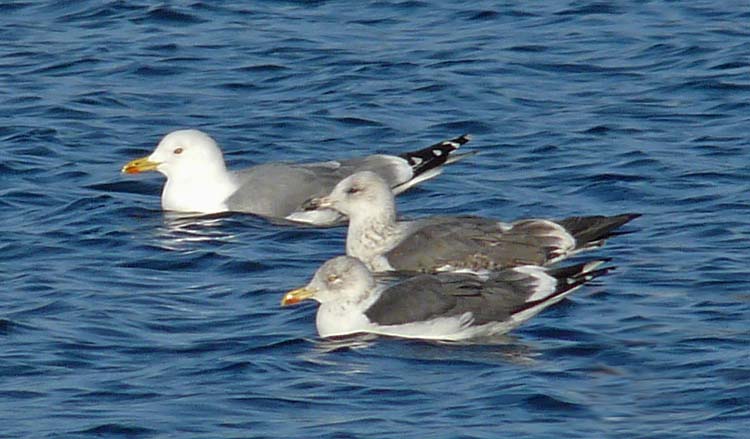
[0,1,748,438]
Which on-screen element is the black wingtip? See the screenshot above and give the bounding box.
[399,134,473,177]
[454,134,472,145]
[616,212,642,223]
[546,259,614,281]
[513,260,614,315]
[557,212,642,247]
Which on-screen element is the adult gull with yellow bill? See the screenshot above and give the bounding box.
[122,129,472,225]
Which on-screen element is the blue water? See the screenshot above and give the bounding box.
[2,1,748,438]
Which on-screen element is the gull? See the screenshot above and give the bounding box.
[310,171,639,272]
[281,255,612,341]
[122,129,472,225]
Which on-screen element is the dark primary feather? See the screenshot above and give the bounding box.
[512,262,614,315]
[398,134,471,177]
[556,213,641,249]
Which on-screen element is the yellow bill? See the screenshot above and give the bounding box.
[122,156,159,174]
[281,287,316,306]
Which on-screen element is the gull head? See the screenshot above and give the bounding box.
[313,171,396,217]
[122,129,227,179]
[281,256,375,306]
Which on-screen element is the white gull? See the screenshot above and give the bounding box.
[122,129,472,225]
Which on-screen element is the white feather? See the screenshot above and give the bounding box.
[513,265,558,302]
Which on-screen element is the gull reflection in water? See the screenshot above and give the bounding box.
[154,211,245,250]
[303,332,539,368]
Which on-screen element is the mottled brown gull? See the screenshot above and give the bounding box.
[310,171,639,272]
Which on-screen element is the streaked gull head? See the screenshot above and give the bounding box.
[281,256,375,306]
[314,171,396,218]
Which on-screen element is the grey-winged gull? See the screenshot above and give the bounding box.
[281,255,612,340]
[309,171,640,272]
[121,129,472,225]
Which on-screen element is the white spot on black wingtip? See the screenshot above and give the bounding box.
[398,134,474,179]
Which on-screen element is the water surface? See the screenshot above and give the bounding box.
[1,2,748,438]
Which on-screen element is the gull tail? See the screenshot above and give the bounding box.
[393,134,475,194]
[510,259,614,323]
[557,213,641,253]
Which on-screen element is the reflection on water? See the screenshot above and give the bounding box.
[313,334,380,354]
[4,1,746,436]
[153,211,334,251]
[298,335,378,375]
[401,334,539,366]
[304,332,538,367]
[154,212,246,250]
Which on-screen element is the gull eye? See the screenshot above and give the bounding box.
[173,147,184,155]
[326,274,339,283]
[346,185,361,195]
